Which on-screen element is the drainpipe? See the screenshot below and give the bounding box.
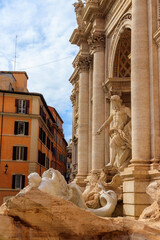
[0,92,4,162]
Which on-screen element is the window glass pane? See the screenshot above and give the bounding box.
[18,122,25,134]
[18,100,26,114]
[16,146,25,160]
[15,175,21,189]
[20,147,24,160]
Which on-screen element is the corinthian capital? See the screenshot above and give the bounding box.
[75,56,90,71]
[88,33,105,53]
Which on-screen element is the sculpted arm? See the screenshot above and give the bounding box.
[97,115,113,135]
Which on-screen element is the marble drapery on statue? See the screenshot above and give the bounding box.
[97,95,131,171]
[26,168,117,217]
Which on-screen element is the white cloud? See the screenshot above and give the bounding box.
[0,0,78,141]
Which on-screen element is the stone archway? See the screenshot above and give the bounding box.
[108,12,132,79]
[113,29,131,79]
[106,13,132,107]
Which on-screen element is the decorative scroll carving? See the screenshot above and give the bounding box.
[88,33,105,53]
[112,13,132,41]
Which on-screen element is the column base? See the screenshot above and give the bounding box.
[150,158,160,171]
[121,162,151,219]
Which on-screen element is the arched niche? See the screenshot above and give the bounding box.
[106,12,132,107]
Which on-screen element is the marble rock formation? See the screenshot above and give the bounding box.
[0,187,160,240]
[140,180,160,221]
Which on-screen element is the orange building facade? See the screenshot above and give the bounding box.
[0,71,67,204]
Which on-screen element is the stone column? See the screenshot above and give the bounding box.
[75,56,89,186]
[70,91,76,168]
[89,33,105,171]
[149,0,160,169]
[88,58,93,172]
[122,0,151,218]
[131,0,151,163]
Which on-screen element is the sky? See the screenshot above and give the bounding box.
[0,0,79,142]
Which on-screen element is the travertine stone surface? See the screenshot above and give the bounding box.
[77,69,89,177]
[131,0,151,162]
[122,0,153,218]
[0,188,160,240]
[140,180,160,220]
[91,38,105,170]
[73,55,90,181]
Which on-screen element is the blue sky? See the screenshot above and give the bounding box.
[0,0,78,142]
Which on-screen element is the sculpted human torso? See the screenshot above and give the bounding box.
[111,107,128,131]
[97,95,131,171]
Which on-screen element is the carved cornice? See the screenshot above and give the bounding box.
[69,68,79,85]
[103,77,131,96]
[83,1,99,22]
[88,32,105,53]
[69,28,86,46]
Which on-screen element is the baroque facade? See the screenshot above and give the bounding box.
[69,0,160,218]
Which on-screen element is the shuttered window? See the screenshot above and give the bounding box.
[39,127,46,145]
[38,150,45,167]
[47,137,50,150]
[46,157,49,169]
[15,99,30,114]
[50,160,54,168]
[12,174,25,189]
[14,121,29,135]
[12,146,27,161]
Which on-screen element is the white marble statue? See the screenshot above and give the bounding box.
[97,95,131,171]
[88,190,117,217]
[27,168,117,217]
[73,0,85,29]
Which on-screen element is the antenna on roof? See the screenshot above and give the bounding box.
[14,35,18,71]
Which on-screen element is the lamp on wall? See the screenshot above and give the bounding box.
[4,164,8,174]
